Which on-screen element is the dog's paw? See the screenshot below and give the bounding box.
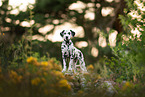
[67,68,73,72]
[81,69,88,73]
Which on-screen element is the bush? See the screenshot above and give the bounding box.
[106,0,145,83]
[0,57,72,97]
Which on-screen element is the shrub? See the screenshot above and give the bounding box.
[0,57,72,97]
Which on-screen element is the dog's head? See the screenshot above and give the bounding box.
[60,30,75,41]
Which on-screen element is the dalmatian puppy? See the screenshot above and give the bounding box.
[60,30,87,73]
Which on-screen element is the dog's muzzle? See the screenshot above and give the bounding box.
[66,36,68,39]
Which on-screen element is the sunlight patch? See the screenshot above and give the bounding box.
[131,28,141,38]
[85,10,95,20]
[46,34,53,41]
[69,1,86,13]
[9,0,35,14]
[99,34,107,47]
[101,7,114,17]
[75,41,88,48]
[20,20,35,27]
[91,47,99,57]
[105,0,113,3]
[134,0,145,11]
[109,31,118,47]
[96,3,101,8]
[10,9,19,15]
[48,22,84,42]
[32,35,45,41]
[53,20,59,25]
[5,18,12,23]
[39,25,54,35]
[87,3,94,7]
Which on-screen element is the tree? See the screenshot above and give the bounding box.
[0,0,127,65]
[32,0,127,64]
[107,0,145,81]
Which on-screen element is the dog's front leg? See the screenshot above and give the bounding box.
[68,57,73,72]
[68,48,74,72]
[62,58,67,73]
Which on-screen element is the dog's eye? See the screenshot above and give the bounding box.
[64,33,66,35]
[68,32,70,35]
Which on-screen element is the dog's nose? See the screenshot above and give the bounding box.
[66,36,68,39]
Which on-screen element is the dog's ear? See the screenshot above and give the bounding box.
[70,30,75,37]
[60,30,65,37]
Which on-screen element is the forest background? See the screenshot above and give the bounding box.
[0,0,145,97]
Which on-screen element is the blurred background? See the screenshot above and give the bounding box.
[1,0,145,96]
[0,0,143,66]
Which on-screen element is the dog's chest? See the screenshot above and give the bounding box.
[61,41,73,55]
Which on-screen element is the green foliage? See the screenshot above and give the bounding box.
[106,0,145,82]
[0,5,34,67]
[0,36,30,67]
[1,0,145,96]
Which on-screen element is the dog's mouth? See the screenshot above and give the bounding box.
[64,39,70,43]
[65,39,69,41]
[64,38,70,45]
[64,36,70,41]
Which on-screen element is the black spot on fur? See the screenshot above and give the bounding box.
[65,40,70,45]
[79,52,82,58]
[64,52,68,58]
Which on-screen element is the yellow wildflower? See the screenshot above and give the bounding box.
[122,81,134,91]
[51,70,64,79]
[48,59,55,65]
[26,57,37,64]
[41,61,53,70]
[48,64,53,70]
[34,61,41,66]
[57,79,71,91]
[9,70,22,83]
[87,64,94,70]
[52,63,62,71]
[41,61,48,66]
[77,90,84,95]
[31,77,41,86]
[125,82,131,87]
